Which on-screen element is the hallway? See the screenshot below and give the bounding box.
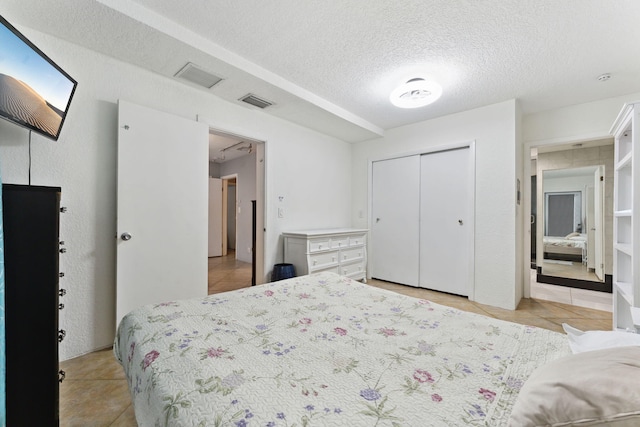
[208,250,253,294]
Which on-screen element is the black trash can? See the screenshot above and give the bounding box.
[271,263,296,282]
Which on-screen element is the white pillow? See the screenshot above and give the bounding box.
[563,323,640,354]
[565,232,581,239]
[508,346,640,427]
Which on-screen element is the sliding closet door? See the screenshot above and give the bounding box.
[419,148,473,296]
[371,156,420,285]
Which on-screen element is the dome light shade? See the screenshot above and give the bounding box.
[390,78,442,108]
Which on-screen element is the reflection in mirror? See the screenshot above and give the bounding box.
[540,166,603,282]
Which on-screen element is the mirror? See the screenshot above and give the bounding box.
[539,166,604,282]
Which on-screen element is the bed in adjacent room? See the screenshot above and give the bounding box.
[114,272,577,426]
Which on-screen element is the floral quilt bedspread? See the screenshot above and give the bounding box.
[114,272,569,426]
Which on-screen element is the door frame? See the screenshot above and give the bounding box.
[207,125,266,284]
[367,140,476,300]
[594,165,605,280]
[522,134,611,297]
[221,174,238,257]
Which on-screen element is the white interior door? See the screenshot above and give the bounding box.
[586,186,595,270]
[419,148,472,296]
[209,177,223,257]
[116,100,208,326]
[371,156,420,285]
[594,166,604,280]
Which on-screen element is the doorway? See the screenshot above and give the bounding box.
[525,138,614,300]
[207,129,265,294]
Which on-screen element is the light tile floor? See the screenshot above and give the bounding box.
[60,258,612,426]
[530,268,613,312]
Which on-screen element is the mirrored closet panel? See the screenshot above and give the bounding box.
[532,140,614,292]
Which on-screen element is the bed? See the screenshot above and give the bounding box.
[543,233,587,263]
[115,272,571,426]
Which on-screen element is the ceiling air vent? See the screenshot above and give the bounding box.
[174,63,223,89]
[239,93,274,109]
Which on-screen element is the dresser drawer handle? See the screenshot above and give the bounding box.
[59,370,66,383]
[58,329,66,342]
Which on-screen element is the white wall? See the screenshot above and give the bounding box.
[0,25,352,360]
[524,93,640,143]
[514,102,524,304]
[352,100,520,310]
[220,153,257,263]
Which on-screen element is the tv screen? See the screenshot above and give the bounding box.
[0,15,77,141]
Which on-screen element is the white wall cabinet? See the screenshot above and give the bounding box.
[283,229,368,282]
[611,101,640,331]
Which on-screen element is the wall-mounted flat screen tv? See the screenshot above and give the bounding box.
[0,14,77,141]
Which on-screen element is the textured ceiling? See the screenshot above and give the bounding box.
[3,0,640,143]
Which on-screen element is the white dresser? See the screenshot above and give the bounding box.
[283,228,368,282]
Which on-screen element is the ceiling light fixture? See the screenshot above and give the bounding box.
[390,78,442,108]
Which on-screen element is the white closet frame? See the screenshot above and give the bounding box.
[367,140,475,300]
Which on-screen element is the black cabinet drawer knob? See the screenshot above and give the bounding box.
[58,329,66,342]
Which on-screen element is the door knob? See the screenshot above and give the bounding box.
[121,232,132,241]
[458,219,463,225]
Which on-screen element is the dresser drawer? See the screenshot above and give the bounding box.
[330,237,350,249]
[341,247,365,263]
[309,251,339,270]
[342,261,365,278]
[349,235,366,246]
[309,239,331,252]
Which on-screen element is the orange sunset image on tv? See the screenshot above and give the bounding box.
[0,72,63,137]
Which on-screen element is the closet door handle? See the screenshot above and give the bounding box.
[458,219,463,225]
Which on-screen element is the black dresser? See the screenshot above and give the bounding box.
[3,184,63,426]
